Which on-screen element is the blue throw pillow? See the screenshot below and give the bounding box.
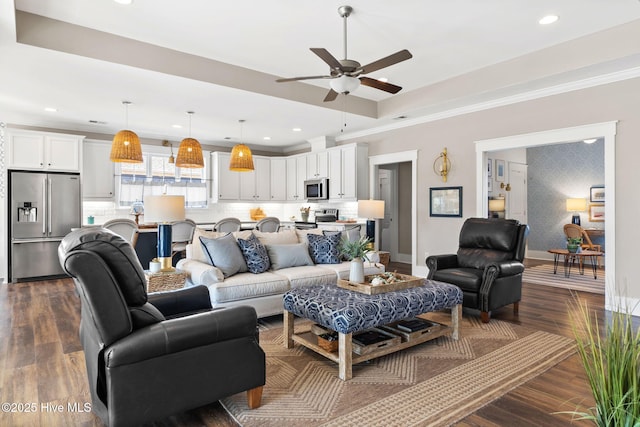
[199,233,248,278]
[307,232,342,264]
[237,233,271,274]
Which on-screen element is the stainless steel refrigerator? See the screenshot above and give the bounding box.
[8,170,81,282]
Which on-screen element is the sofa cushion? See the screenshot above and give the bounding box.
[320,261,385,280]
[199,233,248,278]
[191,228,225,263]
[275,265,337,289]
[237,233,271,274]
[254,229,298,246]
[307,232,342,264]
[266,243,314,270]
[207,271,290,303]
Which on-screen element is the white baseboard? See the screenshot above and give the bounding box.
[525,250,555,261]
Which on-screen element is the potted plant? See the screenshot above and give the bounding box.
[339,236,371,283]
[567,237,582,253]
[562,297,640,425]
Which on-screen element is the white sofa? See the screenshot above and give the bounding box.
[176,228,385,318]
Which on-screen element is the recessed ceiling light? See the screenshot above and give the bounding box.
[583,138,597,144]
[172,124,182,129]
[539,15,559,25]
[113,0,133,5]
[44,107,57,112]
[292,127,302,132]
[263,136,271,141]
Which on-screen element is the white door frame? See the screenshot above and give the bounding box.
[369,150,418,274]
[475,121,617,311]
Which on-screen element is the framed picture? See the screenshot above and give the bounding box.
[590,185,605,202]
[495,159,505,182]
[589,204,605,222]
[430,186,462,217]
[487,179,493,192]
[487,158,493,178]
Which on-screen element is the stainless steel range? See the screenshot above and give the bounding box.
[314,208,339,223]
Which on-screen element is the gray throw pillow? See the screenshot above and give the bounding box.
[266,243,314,270]
[199,233,248,278]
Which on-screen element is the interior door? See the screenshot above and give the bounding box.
[378,167,398,258]
[507,162,528,225]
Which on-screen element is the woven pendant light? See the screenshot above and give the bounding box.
[176,111,204,168]
[229,119,254,172]
[110,101,143,163]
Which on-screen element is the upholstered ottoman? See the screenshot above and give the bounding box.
[283,281,463,380]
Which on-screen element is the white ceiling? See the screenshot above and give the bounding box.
[1,0,640,152]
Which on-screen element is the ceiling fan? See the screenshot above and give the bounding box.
[276,5,412,102]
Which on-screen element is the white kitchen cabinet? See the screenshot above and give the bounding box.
[7,129,83,172]
[211,152,240,201]
[286,155,307,201]
[239,156,270,201]
[306,151,328,179]
[327,143,369,201]
[82,141,115,199]
[269,157,287,201]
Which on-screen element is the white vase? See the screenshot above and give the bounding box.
[349,258,365,283]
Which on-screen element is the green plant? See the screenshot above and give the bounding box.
[567,237,583,245]
[562,297,640,426]
[338,236,371,262]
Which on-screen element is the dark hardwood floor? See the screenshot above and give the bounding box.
[0,261,604,426]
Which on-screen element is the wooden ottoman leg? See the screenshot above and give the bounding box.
[338,332,353,381]
[284,310,294,349]
[451,304,462,340]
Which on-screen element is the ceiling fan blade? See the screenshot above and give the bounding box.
[310,48,343,70]
[323,89,339,102]
[276,75,332,83]
[358,49,413,75]
[359,76,403,94]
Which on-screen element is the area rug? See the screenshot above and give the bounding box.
[523,263,605,294]
[221,313,575,426]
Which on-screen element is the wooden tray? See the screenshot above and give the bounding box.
[352,328,401,355]
[337,273,425,295]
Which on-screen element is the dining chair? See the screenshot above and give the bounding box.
[171,219,197,258]
[563,223,603,268]
[103,218,139,247]
[256,216,280,232]
[213,217,242,233]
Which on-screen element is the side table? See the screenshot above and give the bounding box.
[145,269,187,293]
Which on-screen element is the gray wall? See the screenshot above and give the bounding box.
[398,162,412,255]
[527,141,604,251]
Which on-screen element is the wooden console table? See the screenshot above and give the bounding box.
[547,249,604,279]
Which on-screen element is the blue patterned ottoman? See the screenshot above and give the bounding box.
[283,281,463,380]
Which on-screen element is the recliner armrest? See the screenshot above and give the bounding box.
[426,254,458,278]
[106,305,259,367]
[487,261,525,277]
[148,285,212,318]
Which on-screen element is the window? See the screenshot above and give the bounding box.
[119,154,207,208]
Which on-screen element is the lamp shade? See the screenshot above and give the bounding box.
[110,129,143,163]
[143,195,185,224]
[358,199,385,219]
[229,144,255,171]
[175,137,204,168]
[330,75,361,94]
[488,198,505,212]
[566,198,588,212]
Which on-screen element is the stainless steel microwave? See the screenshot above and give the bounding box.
[304,178,329,200]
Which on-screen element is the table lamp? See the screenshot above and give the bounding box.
[488,198,505,218]
[144,195,185,271]
[566,198,587,226]
[358,199,385,249]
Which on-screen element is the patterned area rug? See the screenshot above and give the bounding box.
[221,313,575,426]
[523,263,605,294]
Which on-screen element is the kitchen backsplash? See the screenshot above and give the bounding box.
[82,200,360,226]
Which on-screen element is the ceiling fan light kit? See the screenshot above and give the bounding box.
[276,5,412,102]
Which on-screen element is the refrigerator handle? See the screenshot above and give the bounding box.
[42,178,47,235]
[48,177,53,236]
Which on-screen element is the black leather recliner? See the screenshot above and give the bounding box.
[426,218,529,323]
[58,228,265,427]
